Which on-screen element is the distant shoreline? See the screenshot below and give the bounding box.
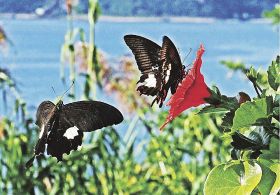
[0,13,270,24]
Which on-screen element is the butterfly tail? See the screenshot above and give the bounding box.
[25,155,36,169]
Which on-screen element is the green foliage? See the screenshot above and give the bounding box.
[202,86,239,111]
[220,60,246,72]
[204,161,262,195]
[142,112,231,194]
[204,56,280,194]
[221,60,269,85]
[257,160,277,195]
[260,137,280,160]
[232,97,273,132]
[268,56,280,91]
[263,4,280,24]
[269,163,280,194]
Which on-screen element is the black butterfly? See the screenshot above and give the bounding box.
[26,100,123,168]
[124,35,186,107]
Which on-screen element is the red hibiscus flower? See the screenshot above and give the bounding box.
[160,44,211,130]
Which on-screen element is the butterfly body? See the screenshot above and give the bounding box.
[26,100,123,168]
[124,35,185,107]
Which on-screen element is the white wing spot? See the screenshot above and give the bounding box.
[39,124,45,139]
[63,126,79,140]
[143,74,157,88]
[165,63,171,83]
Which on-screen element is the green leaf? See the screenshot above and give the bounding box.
[220,96,239,110]
[198,105,228,114]
[263,5,280,25]
[231,127,270,151]
[274,94,280,105]
[268,56,280,91]
[204,161,262,195]
[205,86,239,111]
[273,107,279,117]
[232,97,272,132]
[246,66,258,83]
[257,161,276,195]
[273,92,280,121]
[204,86,222,105]
[221,110,235,130]
[260,137,280,160]
[269,163,280,195]
[220,60,246,72]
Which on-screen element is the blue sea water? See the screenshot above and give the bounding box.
[0,19,279,112]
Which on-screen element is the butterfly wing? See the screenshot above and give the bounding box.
[35,101,56,127]
[34,101,57,156]
[161,36,185,94]
[59,101,123,132]
[46,100,123,161]
[26,101,56,168]
[124,35,163,97]
[46,115,83,161]
[27,100,123,165]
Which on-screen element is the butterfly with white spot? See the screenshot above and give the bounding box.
[26,100,123,168]
[124,35,186,107]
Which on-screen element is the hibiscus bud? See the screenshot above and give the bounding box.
[236,92,251,105]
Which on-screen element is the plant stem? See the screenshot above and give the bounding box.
[253,83,261,98]
[67,9,75,98]
[256,83,263,93]
[86,0,97,100]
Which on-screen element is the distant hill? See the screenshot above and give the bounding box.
[0,0,277,19]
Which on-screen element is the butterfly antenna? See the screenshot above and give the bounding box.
[51,86,57,97]
[59,80,75,101]
[182,48,192,65]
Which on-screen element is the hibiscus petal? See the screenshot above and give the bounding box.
[160,44,211,130]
